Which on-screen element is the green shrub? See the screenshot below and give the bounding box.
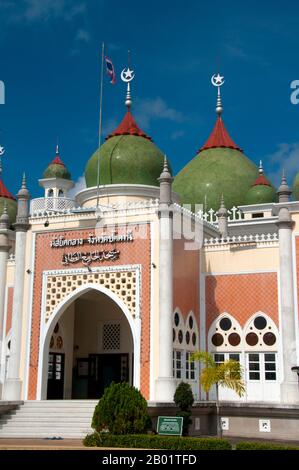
[236,441,299,451]
[174,382,194,411]
[83,432,232,450]
[174,382,194,436]
[91,382,150,435]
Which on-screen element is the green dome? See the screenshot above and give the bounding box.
[85,135,166,187]
[43,163,71,180]
[244,184,276,205]
[43,147,71,180]
[0,197,17,227]
[173,147,259,210]
[293,172,299,201]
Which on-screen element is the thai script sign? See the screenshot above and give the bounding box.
[50,231,134,248]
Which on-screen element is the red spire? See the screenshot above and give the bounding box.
[106,111,152,141]
[50,144,66,166]
[252,161,271,187]
[199,116,242,153]
[252,175,271,187]
[0,178,15,200]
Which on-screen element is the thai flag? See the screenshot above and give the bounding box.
[105,56,116,84]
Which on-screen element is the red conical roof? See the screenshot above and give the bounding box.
[50,150,66,167]
[252,174,271,187]
[106,111,152,141]
[0,178,16,200]
[199,116,242,153]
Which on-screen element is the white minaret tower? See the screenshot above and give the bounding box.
[155,157,176,402]
[0,204,10,396]
[3,174,30,400]
[276,173,299,403]
[39,144,74,208]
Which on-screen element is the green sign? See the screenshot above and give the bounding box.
[157,416,183,436]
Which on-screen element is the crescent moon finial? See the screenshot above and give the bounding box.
[211,73,225,116]
[121,66,135,109]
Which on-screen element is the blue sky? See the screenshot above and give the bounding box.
[0,0,299,197]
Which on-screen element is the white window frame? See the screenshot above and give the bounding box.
[246,352,277,383]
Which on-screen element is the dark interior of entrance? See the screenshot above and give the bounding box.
[46,290,134,399]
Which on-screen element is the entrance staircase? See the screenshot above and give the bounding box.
[0,400,98,439]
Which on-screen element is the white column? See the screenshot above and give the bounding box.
[277,208,299,403]
[3,230,27,399]
[0,247,9,393]
[155,207,176,402]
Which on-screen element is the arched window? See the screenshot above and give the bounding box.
[58,189,64,198]
[48,189,54,198]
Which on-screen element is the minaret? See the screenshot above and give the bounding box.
[3,174,30,400]
[155,156,176,402]
[39,144,74,204]
[217,194,228,238]
[276,173,298,402]
[0,203,10,393]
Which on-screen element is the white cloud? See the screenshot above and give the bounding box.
[170,130,185,140]
[1,0,86,23]
[76,28,90,43]
[134,97,184,129]
[224,42,269,67]
[102,118,118,138]
[68,174,86,199]
[264,142,299,186]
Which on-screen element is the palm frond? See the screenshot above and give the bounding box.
[191,351,216,368]
[192,351,246,397]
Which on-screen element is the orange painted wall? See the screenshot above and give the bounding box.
[28,225,151,400]
[173,239,200,320]
[206,272,278,331]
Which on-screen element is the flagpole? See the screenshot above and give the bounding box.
[96,42,105,210]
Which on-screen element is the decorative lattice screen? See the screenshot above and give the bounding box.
[45,270,137,322]
[102,323,121,350]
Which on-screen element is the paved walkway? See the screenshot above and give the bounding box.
[0,438,91,450]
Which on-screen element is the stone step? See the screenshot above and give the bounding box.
[0,431,89,438]
[0,400,97,438]
[0,418,92,426]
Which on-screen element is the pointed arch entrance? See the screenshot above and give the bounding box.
[37,284,140,400]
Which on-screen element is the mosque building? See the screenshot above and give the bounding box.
[0,69,299,439]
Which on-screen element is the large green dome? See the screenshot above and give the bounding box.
[293,172,299,201]
[173,147,258,210]
[0,174,17,226]
[85,111,166,187]
[0,197,17,226]
[173,116,259,210]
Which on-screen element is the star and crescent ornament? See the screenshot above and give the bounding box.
[121,67,135,82]
[0,146,5,156]
[211,73,225,87]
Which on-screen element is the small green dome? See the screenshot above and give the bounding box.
[43,163,71,180]
[244,184,276,205]
[43,146,71,180]
[85,135,166,187]
[0,197,17,227]
[293,172,299,201]
[173,147,259,210]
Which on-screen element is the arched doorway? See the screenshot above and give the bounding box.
[38,285,138,400]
